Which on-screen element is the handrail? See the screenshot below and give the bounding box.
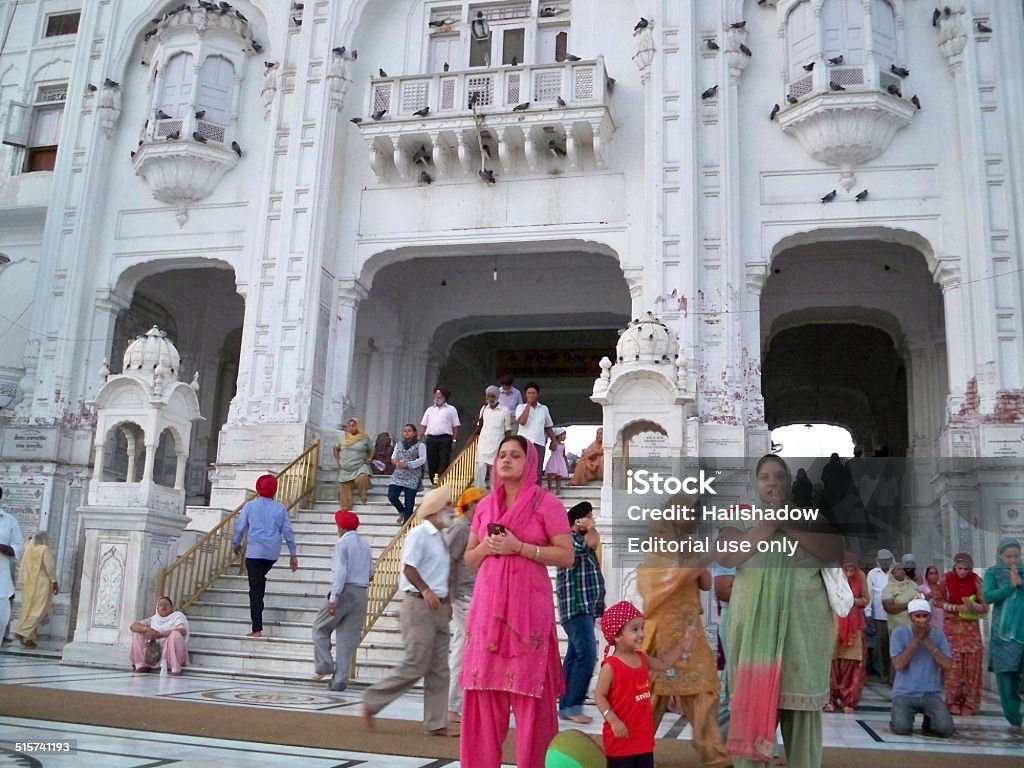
[352,434,479,678]
[156,441,320,611]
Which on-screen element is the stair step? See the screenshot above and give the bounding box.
[181,481,600,682]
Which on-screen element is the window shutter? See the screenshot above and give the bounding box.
[2,101,32,147]
[872,1,897,71]
[28,104,64,147]
[823,0,865,66]
[429,34,462,72]
[197,56,234,126]
[159,52,195,118]
[787,2,817,80]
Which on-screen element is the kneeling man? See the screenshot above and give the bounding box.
[890,598,955,737]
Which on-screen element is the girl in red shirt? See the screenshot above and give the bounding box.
[595,601,692,768]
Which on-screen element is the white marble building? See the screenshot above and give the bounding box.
[0,0,1022,639]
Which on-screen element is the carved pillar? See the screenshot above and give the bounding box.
[324,280,368,430]
[938,7,997,409]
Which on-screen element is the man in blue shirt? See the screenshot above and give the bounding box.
[233,474,298,638]
[889,598,955,737]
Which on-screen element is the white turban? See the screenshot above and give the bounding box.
[907,598,931,614]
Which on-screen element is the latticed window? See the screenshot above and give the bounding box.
[466,74,495,107]
[532,70,562,102]
[400,80,431,113]
[371,82,393,113]
[572,66,594,101]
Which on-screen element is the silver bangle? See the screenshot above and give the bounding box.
[602,707,613,720]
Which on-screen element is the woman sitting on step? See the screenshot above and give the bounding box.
[129,596,189,675]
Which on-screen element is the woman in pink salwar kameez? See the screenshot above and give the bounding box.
[460,436,574,768]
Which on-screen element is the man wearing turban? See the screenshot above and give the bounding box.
[232,474,298,638]
[311,511,374,691]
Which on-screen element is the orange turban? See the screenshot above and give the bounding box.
[456,486,486,517]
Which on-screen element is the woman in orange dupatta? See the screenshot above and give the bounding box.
[827,552,869,712]
[637,495,730,767]
[460,436,574,768]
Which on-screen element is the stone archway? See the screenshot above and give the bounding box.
[111,265,242,503]
[761,238,947,458]
[350,246,631,436]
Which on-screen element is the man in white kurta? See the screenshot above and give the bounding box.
[0,488,26,642]
[472,385,512,488]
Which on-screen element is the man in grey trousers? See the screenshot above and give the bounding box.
[363,486,457,736]
[312,510,373,692]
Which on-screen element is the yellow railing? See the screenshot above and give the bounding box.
[156,442,320,611]
[353,435,478,677]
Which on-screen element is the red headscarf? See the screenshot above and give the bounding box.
[945,552,979,605]
[837,552,866,647]
[602,600,644,654]
[255,474,278,498]
[335,510,359,530]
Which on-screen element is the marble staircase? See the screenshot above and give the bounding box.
[184,477,601,683]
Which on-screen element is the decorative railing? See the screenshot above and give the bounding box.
[156,442,320,611]
[364,58,610,120]
[357,58,615,181]
[352,435,479,678]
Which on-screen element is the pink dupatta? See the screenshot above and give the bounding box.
[461,440,571,698]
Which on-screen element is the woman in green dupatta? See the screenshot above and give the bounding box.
[983,538,1024,734]
[723,455,840,768]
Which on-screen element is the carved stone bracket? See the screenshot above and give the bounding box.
[326,56,352,111]
[632,21,656,84]
[132,141,239,227]
[724,26,751,80]
[777,90,915,190]
[96,83,122,139]
[937,7,968,69]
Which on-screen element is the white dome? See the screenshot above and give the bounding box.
[615,311,678,365]
[122,326,180,380]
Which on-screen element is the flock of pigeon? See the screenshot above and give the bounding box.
[124,4,996,189]
[697,6,996,204]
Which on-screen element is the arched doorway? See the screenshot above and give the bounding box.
[760,238,948,459]
[351,247,631,436]
[111,266,243,503]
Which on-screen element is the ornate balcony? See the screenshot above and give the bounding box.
[356,58,614,182]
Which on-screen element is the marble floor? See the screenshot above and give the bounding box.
[0,645,1021,766]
